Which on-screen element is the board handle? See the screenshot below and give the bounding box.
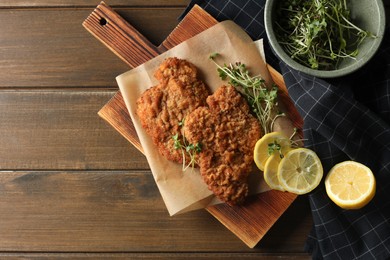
[83,1,159,68]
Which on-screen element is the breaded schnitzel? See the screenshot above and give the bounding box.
[136,57,210,164]
[184,85,261,205]
[137,58,261,205]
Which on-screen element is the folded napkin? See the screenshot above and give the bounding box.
[181,1,390,259]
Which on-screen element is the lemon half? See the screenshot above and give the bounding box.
[325,161,376,209]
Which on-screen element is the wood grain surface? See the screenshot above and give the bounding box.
[0,91,147,170]
[0,1,314,258]
[0,171,311,252]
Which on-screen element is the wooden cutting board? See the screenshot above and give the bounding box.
[83,1,302,248]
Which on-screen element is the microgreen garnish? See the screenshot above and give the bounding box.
[274,0,375,70]
[268,141,282,156]
[209,53,282,134]
[267,128,306,159]
[178,118,185,127]
[172,124,202,172]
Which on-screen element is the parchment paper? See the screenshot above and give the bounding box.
[116,21,283,216]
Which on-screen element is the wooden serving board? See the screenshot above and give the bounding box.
[83,2,302,248]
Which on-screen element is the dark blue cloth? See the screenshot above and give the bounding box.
[181,1,390,259]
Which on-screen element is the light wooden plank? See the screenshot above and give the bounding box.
[0,90,148,170]
[0,171,312,252]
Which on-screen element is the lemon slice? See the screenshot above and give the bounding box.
[254,132,291,171]
[264,152,287,191]
[278,148,323,194]
[325,161,376,209]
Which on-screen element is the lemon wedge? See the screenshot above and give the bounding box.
[254,132,291,171]
[325,161,376,209]
[278,148,323,194]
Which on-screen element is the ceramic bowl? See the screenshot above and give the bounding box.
[264,0,386,78]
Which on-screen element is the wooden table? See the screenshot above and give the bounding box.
[2,1,386,259]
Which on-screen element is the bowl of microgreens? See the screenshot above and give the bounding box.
[264,0,386,78]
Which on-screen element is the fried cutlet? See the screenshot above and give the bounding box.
[136,57,210,164]
[183,85,262,205]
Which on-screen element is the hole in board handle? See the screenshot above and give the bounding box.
[99,18,107,26]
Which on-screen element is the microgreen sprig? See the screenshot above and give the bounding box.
[172,120,202,172]
[268,128,305,159]
[209,53,282,134]
[268,140,282,156]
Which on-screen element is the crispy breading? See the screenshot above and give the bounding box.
[184,85,261,205]
[154,56,198,85]
[136,57,210,164]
